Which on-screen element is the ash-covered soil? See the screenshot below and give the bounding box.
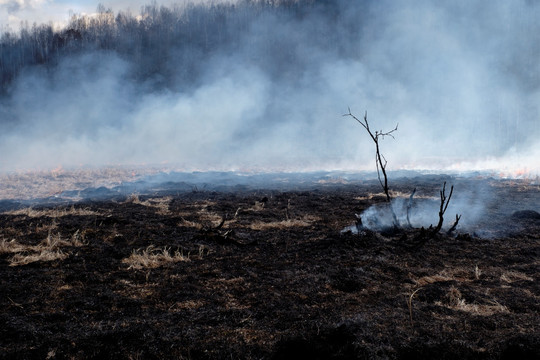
[0,176,539,359]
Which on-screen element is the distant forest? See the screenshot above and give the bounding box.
[0,0,361,95]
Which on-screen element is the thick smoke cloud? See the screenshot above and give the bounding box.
[0,0,539,175]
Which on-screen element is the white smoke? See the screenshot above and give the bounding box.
[0,0,539,176]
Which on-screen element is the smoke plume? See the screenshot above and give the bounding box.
[0,0,539,175]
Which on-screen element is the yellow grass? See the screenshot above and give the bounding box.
[247,218,316,230]
[413,266,482,286]
[177,218,203,229]
[435,286,509,316]
[410,267,512,316]
[0,166,163,200]
[1,231,85,266]
[174,201,223,225]
[124,195,172,215]
[9,249,68,266]
[122,245,190,270]
[0,238,27,254]
[4,206,101,217]
[500,271,534,283]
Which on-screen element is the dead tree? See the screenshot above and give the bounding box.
[446,214,462,234]
[432,181,461,235]
[345,109,399,227]
[406,187,417,228]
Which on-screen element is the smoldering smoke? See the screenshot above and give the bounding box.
[0,0,539,175]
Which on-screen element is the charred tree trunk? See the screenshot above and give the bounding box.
[432,181,460,235]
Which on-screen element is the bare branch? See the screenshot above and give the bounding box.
[345,109,399,227]
[376,123,399,139]
[447,214,462,234]
[432,182,455,234]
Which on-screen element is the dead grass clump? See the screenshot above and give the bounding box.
[435,286,510,316]
[500,271,534,283]
[413,274,453,287]
[196,208,223,224]
[9,249,68,266]
[246,215,320,230]
[247,219,312,230]
[5,206,100,218]
[122,245,190,270]
[69,229,87,247]
[413,266,482,286]
[177,218,203,229]
[3,231,85,266]
[140,197,172,215]
[41,231,86,248]
[174,201,222,223]
[0,238,27,254]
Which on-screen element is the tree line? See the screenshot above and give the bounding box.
[0,0,356,95]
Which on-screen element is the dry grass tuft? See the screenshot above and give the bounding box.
[4,206,100,217]
[9,249,68,266]
[124,195,173,215]
[139,197,172,215]
[246,216,320,230]
[196,208,223,224]
[413,266,482,286]
[2,231,85,266]
[500,271,534,283]
[0,238,27,254]
[122,245,190,270]
[174,201,222,224]
[435,286,510,316]
[177,218,203,229]
[40,231,86,248]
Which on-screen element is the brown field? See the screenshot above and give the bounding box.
[0,172,539,359]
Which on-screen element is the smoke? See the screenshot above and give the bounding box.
[1,0,539,175]
[0,1,46,14]
[360,182,495,233]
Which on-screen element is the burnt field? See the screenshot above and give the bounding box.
[0,173,539,359]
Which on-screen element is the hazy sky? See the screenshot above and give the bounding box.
[0,0,215,30]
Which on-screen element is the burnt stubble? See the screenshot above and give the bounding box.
[0,176,539,359]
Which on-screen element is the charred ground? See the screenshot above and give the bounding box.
[0,175,539,359]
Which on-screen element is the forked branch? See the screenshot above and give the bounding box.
[345,109,400,227]
[432,181,456,234]
[447,214,462,234]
